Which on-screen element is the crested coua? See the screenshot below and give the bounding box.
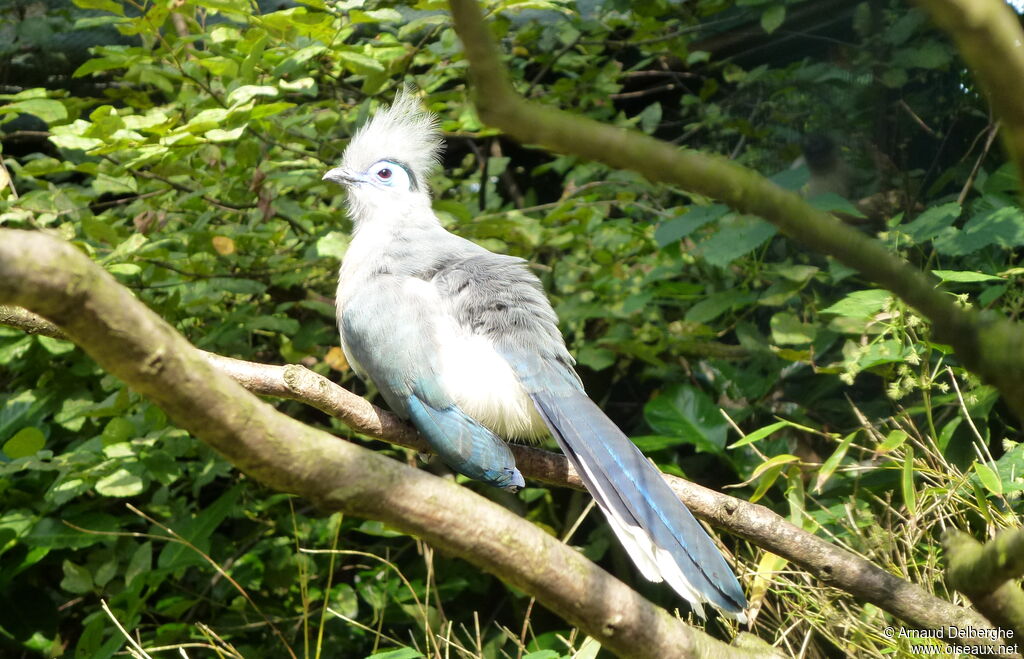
[800,134,852,200]
[323,90,747,621]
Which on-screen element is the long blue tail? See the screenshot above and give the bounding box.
[531,386,747,620]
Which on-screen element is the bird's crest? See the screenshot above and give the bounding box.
[341,87,443,191]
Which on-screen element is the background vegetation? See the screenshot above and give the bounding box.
[1,0,1021,657]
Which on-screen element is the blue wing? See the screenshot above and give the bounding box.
[405,396,524,490]
[339,274,524,491]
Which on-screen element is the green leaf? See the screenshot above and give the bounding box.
[751,453,800,480]
[814,431,856,493]
[3,427,46,458]
[982,162,1019,196]
[749,461,792,503]
[250,315,300,334]
[0,99,67,123]
[82,217,121,244]
[73,54,134,78]
[877,429,908,452]
[630,435,692,452]
[46,478,89,506]
[934,206,1024,255]
[761,5,785,34]
[895,40,953,70]
[775,264,819,282]
[880,67,908,88]
[350,8,403,23]
[107,263,142,277]
[95,467,145,497]
[993,443,1024,494]
[316,231,350,260]
[729,420,791,449]
[357,520,404,538]
[125,542,153,587]
[28,512,119,549]
[699,216,777,267]
[637,102,661,134]
[770,311,816,345]
[227,85,278,106]
[71,0,125,14]
[250,102,296,119]
[902,446,917,516]
[856,339,911,369]
[158,485,242,570]
[654,205,727,247]
[643,384,727,455]
[820,289,891,319]
[932,270,1004,283]
[974,462,1003,495]
[101,417,135,445]
[806,192,865,218]
[337,50,386,76]
[576,345,616,371]
[574,636,601,659]
[686,50,711,66]
[685,289,757,324]
[60,560,93,594]
[899,202,960,242]
[48,121,105,150]
[205,126,247,142]
[0,390,53,442]
[196,56,238,77]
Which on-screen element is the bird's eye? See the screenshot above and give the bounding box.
[368,160,413,190]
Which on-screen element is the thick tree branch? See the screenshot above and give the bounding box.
[1,302,1013,654]
[945,529,1024,637]
[446,0,1024,428]
[0,229,762,659]
[914,0,1024,189]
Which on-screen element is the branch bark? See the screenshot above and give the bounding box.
[445,0,1024,428]
[944,529,1024,638]
[0,229,763,659]
[914,0,1024,190]
[1,301,1013,654]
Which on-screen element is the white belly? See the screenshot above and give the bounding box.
[406,279,548,440]
[437,331,548,440]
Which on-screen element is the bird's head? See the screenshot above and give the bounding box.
[323,88,443,222]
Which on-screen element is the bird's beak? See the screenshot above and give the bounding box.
[322,167,366,187]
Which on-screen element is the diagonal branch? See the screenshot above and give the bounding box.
[944,529,1024,637]
[445,0,1024,429]
[0,229,759,659]
[914,0,1024,190]
[1,300,1012,654]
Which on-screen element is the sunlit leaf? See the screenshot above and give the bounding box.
[974,462,1003,496]
[3,427,45,459]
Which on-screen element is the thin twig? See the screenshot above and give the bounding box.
[958,120,1001,206]
[100,599,153,659]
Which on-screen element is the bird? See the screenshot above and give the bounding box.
[322,88,747,622]
[799,134,852,200]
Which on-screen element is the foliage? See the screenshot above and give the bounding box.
[0,0,1021,657]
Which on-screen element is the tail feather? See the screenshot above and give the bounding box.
[532,388,747,620]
